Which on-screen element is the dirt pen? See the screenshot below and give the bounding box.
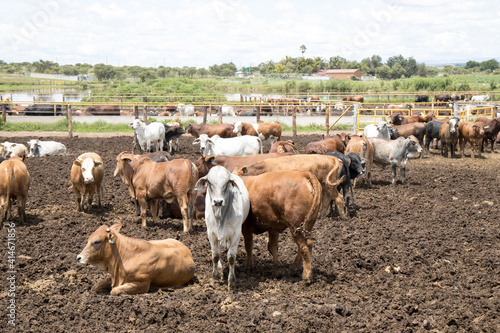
[0,133,498,332]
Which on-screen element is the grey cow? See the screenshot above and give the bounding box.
[368,137,422,185]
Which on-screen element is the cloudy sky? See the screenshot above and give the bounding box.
[1,0,499,68]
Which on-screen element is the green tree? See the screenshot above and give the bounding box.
[300,45,306,56]
[480,59,499,71]
[465,60,480,69]
[375,65,391,79]
[93,63,116,81]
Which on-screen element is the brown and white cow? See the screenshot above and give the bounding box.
[439,118,459,158]
[234,154,345,218]
[394,122,427,151]
[232,121,282,145]
[70,153,104,212]
[345,137,374,186]
[459,121,485,158]
[305,137,345,155]
[187,122,236,138]
[241,170,322,283]
[0,155,30,224]
[77,223,195,295]
[119,156,198,231]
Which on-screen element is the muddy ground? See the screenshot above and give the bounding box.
[0,133,499,332]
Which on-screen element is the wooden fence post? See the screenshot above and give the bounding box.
[142,106,148,122]
[67,105,73,138]
[325,105,330,135]
[292,106,297,140]
[133,105,139,118]
[203,105,208,124]
[1,104,6,123]
[218,107,223,124]
[256,105,261,123]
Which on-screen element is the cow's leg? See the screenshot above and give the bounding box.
[146,140,151,153]
[87,187,95,210]
[227,235,240,290]
[391,163,398,185]
[91,276,112,293]
[110,281,150,295]
[333,187,346,219]
[400,166,407,184]
[73,189,82,211]
[267,230,280,265]
[242,222,254,269]
[177,194,191,232]
[150,199,159,225]
[17,195,26,224]
[291,231,313,284]
[208,234,222,280]
[137,194,149,227]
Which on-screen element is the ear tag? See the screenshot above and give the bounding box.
[109,238,116,244]
[232,187,238,194]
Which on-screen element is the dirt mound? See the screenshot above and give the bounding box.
[0,134,499,332]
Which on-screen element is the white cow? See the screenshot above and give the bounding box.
[363,122,391,139]
[471,95,489,102]
[0,142,28,158]
[220,104,236,116]
[129,119,165,153]
[27,140,66,157]
[195,166,250,289]
[177,104,196,116]
[192,134,262,156]
[70,152,104,211]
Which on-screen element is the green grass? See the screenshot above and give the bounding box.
[0,119,350,133]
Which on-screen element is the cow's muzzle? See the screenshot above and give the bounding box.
[213,200,223,207]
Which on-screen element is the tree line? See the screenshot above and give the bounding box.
[0,55,498,82]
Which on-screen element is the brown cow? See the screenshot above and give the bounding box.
[77,223,195,295]
[234,154,345,218]
[305,137,345,154]
[269,140,298,154]
[459,121,485,158]
[394,123,427,151]
[122,156,198,231]
[439,118,459,158]
[83,105,120,115]
[232,121,282,145]
[475,117,500,152]
[241,170,322,283]
[187,122,236,138]
[70,153,104,211]
[0,155,30,224]
[345,137,374,186]
[195,153,293,178]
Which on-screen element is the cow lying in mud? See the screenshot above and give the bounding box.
[77,223,195,295]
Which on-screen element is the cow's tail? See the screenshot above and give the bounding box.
[188,162,199,219]
[257,137,263,154]
[302,171,322,232]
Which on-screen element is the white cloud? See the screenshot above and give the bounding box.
[1,0,499,67]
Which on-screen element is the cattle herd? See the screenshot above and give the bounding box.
[1,112,498,299]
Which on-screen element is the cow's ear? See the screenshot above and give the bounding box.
[73,160,82,167]
[110,223,122,233]
[95,160,103,168]
[194,177,208,191]
[192,138,200,145]
[21,153,26,162]
[229,175,241,194]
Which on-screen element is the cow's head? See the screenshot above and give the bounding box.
[346,152,365,179]
[449,118,459,133]
[405,136,423,157]
[195,155,215,178]
[192,134,214,154]
[389,113,403,125]
[195,166,243,220]
[27,139,39,157]
[113,152,135,182]
[74,156,102,184]
[233,121,243,135]
[129,119,143,130]
[77,223,122,271]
